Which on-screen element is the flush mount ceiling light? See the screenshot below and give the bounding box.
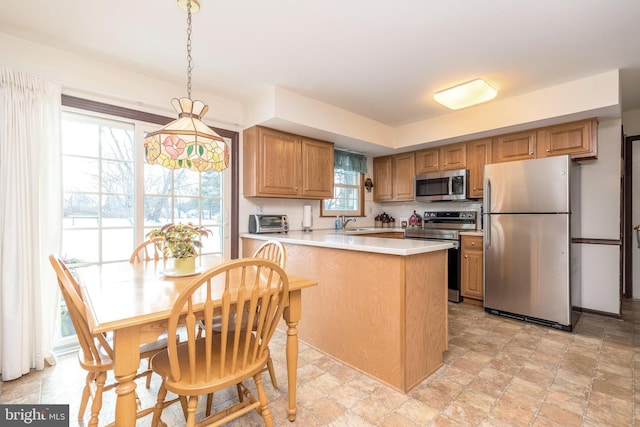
[144,0,229,172]
[433,79,497,110]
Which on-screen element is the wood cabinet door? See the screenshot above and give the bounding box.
[440,143,467,171]
[256,127,299,196]
[373,156,394,201]
[415,148,439,174]
[300,137,334,198]
[461,236,484,300]
[467,138,492,198]
[393,152,415,201]
[492,131,536,163]
[537,118,597,159]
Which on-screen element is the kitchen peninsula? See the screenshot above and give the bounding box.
[241,230,452,393]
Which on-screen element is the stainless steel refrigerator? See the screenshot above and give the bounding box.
[483,155,580,331]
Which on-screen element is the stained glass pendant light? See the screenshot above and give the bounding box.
[144,0,229,172]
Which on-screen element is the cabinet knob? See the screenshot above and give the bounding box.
[464,255,468,259]
[529,152,534,155]
[546,149,551,152]
[471,242,476,246]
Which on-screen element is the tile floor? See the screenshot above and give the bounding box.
[1,300,637,426]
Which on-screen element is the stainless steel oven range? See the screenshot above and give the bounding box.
[404,210,477,302]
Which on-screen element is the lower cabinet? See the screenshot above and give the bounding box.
[461,235,484,301]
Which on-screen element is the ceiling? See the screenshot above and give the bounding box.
[2,0,640,128]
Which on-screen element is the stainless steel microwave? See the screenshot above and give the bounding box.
[415,169,469,202]
[248,214,289,234]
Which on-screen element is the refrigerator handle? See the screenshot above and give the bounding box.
[485,179,491,214]
[485,178,491,247]
[485,213,491,248]
[635,225,640,248]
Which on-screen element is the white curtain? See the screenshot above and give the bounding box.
[0,67,62,380]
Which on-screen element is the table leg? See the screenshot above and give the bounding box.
[113,327,140,427]
[283,290,302,422]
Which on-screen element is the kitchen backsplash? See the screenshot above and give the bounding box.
[240,196,483,232]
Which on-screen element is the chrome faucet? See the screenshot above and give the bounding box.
[340,215,357,229]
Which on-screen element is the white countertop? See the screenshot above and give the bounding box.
[241,229,454,256]
[460,231,484,237]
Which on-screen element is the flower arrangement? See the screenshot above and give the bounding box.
[146,222,212,259]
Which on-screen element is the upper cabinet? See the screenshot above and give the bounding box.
[536,118,597,159]
[243,126,334,199]
[415,143,467,174]
[373,156,393,201]
[415,148,439,174]
[492,131,537,163]
[493,118,598,163]
[467,138,492,198]
[373,152,415,202]
[300,137,335,198]
[441,143,467,171]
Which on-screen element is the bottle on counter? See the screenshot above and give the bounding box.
[335,216,340,230]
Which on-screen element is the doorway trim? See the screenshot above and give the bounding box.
[623,133,640,299]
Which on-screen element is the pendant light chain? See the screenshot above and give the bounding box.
[144,0,230,172]
[186,1,193,99]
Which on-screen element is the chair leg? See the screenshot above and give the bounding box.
[87,371,107,427]
[266,353,278,389]
[78,372,93,419]
[179,395,189,420]
[145,357,153,388]
[150,380,168,427]
[186,396,198,427]
[236,384,244,402]
[253,374,274,427]
[205,393,213,416]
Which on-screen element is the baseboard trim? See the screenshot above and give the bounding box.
[572,306,621,319]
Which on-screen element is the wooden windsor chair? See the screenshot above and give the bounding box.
[149,258,289,427]
[49,255,177,426]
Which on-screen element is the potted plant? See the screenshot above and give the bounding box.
[146,222,212,274]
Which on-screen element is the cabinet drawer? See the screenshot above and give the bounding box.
[462,235,483,250]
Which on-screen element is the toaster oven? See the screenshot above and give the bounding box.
[248,214,289,234]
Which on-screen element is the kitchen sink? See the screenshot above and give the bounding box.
[332,227,378,234]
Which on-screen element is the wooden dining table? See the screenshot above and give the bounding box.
[74,254,317,427]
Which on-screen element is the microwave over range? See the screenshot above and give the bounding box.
[415,169,469,202]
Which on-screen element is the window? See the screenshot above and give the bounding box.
[321,150,367,217]
[142,158,224,255]
[60,110,226,264]
[55,106,231,350]
[322,170,364,216]
[61,112,136,264]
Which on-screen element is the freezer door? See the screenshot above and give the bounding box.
[484,155,571,214]
[484,213,571,326]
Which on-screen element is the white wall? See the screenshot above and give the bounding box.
[0,32,244,131]
[576,119,621,239]
[623,109,640,136]
[570,119,622,315]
